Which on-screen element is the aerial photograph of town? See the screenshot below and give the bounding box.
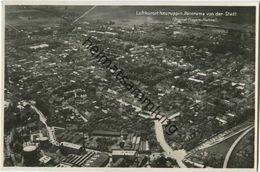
[3,5,256,168]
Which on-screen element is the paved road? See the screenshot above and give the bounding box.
[117,98,187,167]
[66,104,88,122]
[223,126,254,168]
[31,105,59,146]
[23,101,59,146]
[154,120,187,168]
[186,122,254,156]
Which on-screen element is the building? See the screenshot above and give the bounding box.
[91,130,127,137]
[183,159,205,168]
[30,133,42,143]
[23,145,39,166]
[139,141,151,154]
[39,137,50,149]
[86,153,109,167]
[112,150,137,162]
[56,131,83,144]
[56,162,72,167]
[29,44,49,50]
[60,141,83,155]
[216,117,227,125]
[112,158,125,167]
[59,152,95,167]
[39,155,52,166]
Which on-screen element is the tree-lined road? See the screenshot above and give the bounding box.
[223,126,254,168]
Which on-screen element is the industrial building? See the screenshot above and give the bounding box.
[112,150,137,162]
[60,141,83,155]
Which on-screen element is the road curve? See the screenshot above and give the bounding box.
[223,126,254,168]
[154,120,187,168]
